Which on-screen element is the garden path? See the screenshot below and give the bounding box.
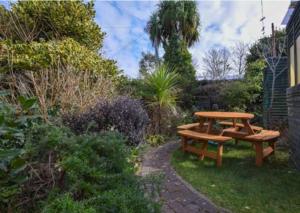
[140,141,229,213]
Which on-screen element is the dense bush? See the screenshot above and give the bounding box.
[1,124,159,212]
[0,1,103,51]
[0,1,121,117]
[63,96,149,146]
[0,93,159,212]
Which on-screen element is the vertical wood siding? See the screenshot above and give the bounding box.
[287,1,300,170]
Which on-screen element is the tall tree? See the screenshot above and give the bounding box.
[145,0,200,108]
[145,0,200,60]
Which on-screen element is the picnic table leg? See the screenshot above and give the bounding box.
[268,141,276,155]
[199,141,208,160]
[255,142,263,166]
[241,119,255,135]
[216,143,223,167]
[235,139,239,145]
[198,117,206,132]
[181,137,187,152]
[206,118,215,134]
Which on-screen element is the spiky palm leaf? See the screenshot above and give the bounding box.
[144,64,178,111]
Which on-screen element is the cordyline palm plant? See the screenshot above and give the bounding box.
[145,0,200,60]
[143,64,179,134]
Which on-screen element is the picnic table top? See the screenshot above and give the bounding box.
[194,111,254,119]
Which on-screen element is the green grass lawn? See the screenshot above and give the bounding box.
[171,140,300,213]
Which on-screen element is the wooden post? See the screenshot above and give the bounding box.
[217,143,223,167]
[181,137,187,152]
[199,142,208,160]
[255,142,263,166]
[206,118,215,134]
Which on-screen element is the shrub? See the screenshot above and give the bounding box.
[0,94,41,149]
[63,96,149,146]
[42,194,96,213]
[43,131,159,213]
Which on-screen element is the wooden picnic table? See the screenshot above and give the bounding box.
[194,111,255,135]
[180,111,280,167]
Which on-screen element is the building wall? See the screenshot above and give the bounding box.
[287,85,300,170]
[286,1,300,170]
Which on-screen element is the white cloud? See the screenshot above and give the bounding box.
[191,0,289,77]
[95,0,290,78]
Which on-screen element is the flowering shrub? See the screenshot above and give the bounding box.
[63,96,149,146]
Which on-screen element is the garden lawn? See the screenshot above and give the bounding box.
[171,140,300,213]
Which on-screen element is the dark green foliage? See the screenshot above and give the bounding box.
[146,0,200,49]
[221,81,254,111]
[164,35,197,108]
[1,123,159,212]
[0,95,40,149]
[0,149,27,210]
[42,194,96,213]
[221,60,265,122]
[63,96,149,146]
[246,30,286,64]
[0,95,41,210]
[0,93,159,212]
[146,1,200,110]
[61,132,132,197]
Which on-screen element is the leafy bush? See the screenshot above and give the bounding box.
[42,131,159,213]
[0,149,27,210]
[63,96,149,146]
[0,94,40,149]
[42,194,96,213]
[0,94,41,210]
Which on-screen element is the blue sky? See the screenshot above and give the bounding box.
[95,0,290,78]
[1,0,290,78]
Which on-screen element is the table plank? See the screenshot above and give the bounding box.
[195,111,254,119]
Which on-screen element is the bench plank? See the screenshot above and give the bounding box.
[219,121,263,131]
[177,122,208,130]
[178,130,232,143]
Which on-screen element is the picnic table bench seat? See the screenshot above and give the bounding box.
[177,122,208,130]
[222,129,280,166]
[178,130,231,142]
[222,129,280,142]
[219,121,263,131]
[177,130,232,167]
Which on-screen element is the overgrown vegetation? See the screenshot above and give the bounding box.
[0,96,160,212]
[0,1,120,116]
